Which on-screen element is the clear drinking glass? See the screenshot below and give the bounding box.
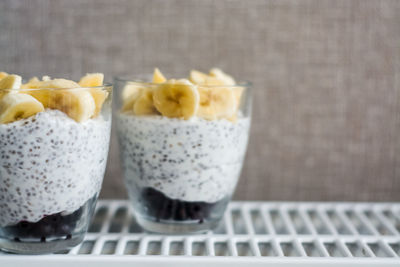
[0,85,112,254]
[115,77,251,234]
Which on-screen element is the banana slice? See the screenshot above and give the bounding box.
[21,77,40,90]
[25,79,80,107]
[0,74,22,99]
[0,93,44,124]
[78,73,108,117]
[90,89,108,117]
[29,76,40,83]
[197,86,236,120]
[133,89,158,115]
[0,72,8,80]
[205,76,225,86]
[24,79,95,122]
[122,86,142,112]
[189,70,208,85]
[24,78,79,90]
[153,79,199,120]
[0,74,22,90]
[50,89,96,122]
[153,68,166,83]
[209,68,236,85]
[189,70,225,86]
[38,79,94,122]
[78,73,104,87]
[26,89,51,107]
[122,83,140,100]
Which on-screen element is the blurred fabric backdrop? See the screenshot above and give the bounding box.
[0,0,399,201]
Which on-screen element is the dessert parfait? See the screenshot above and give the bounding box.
[116,68,251,233]
[0,72,112,253]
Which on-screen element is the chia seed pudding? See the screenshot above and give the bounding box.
[0,109,111,238]
[118,113,249,200]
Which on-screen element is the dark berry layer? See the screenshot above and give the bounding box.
[2,195,96,241]
[139,187,229,223]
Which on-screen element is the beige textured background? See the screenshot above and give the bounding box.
[0,0,399,201]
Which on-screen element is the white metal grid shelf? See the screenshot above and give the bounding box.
[1,200,400,266]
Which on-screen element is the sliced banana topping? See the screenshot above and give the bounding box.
[153,68,166,83]
[78,73,104,87]
[28,79,95,122]
[153,79,199,120]
[121,68,166,113]
[189,70,224,86]
[22,78,96,122]
[90,89,108,117]
[197,87,236,120]
[0,74,22,90]
[24,78,80,90]
[0,72,8,80]
[25,79,80,107]
[189,70,208,85]
[20,77,40,89]
[122,84,142,112]
[78,73,108,117]
[50,89,96,122]
[27,76,40,83]
[0,74,22,99]
[0,93,44,124]
[0,73,107,123]
[190,69,230,86]
[134,89,158,115]
[209,68,236,85]
[120,68,243,122]
[122,84,138,101]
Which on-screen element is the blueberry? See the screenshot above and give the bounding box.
[139,187,228,222]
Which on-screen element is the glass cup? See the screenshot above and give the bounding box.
[0,85,112,254]
[115,77,251,234]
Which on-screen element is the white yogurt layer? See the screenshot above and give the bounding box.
[117,113,250,203]
[0,109,111,227]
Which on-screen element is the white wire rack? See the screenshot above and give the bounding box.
[1,200,400,266]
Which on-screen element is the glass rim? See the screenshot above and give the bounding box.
[114,76,252,88]
[0,83,113,92]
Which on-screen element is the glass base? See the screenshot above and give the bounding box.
[0,234,84,254]
[136,214,221,234]
[0,195,98,254]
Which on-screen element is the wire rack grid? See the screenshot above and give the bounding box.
[1,200,400,266]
